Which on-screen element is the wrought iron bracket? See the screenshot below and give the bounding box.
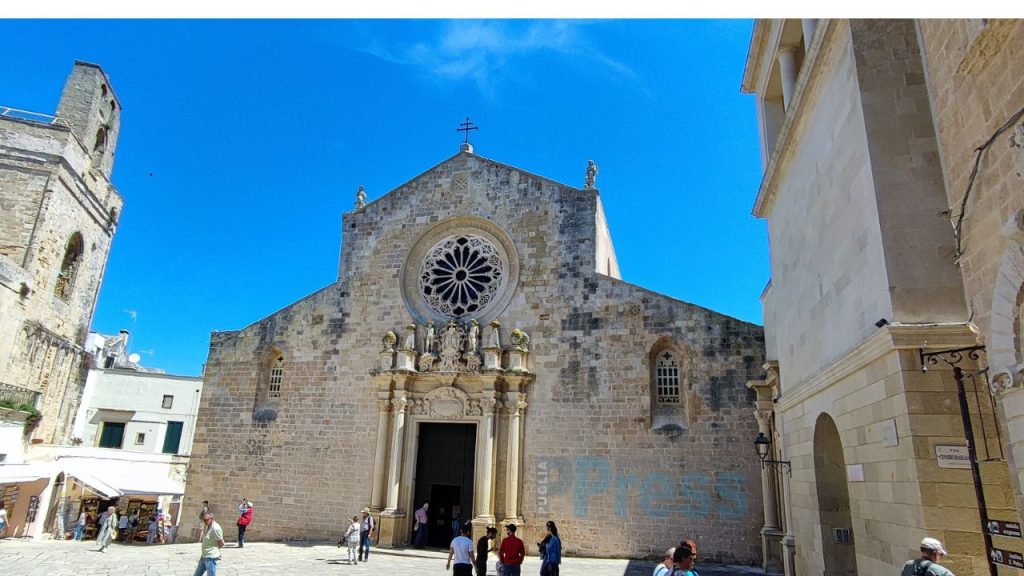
[919,345,986,372]
[759,458,792,476]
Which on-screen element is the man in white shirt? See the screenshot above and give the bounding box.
[446,523,475,576]
[194,512,225,576]
[653,547,674,576]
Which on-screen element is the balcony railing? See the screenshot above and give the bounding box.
[0,106,69,128]
[0,382,41,410]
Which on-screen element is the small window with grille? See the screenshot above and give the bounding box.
[268,356,284,398]
[656,351,680,404]
[833,527,851,544]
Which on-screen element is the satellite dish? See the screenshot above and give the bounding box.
[128,353,141,364]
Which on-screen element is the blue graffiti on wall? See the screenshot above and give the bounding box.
[535,456,748,519]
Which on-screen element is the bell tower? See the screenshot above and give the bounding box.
[56,61,122,177]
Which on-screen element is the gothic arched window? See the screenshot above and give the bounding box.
[54,233,83,301]
[655,351,681,405]
[267,355,284,398]
[649,339,691,430]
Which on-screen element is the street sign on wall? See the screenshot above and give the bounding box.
[935,445,971,469]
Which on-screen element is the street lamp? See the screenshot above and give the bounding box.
[753,432,791,474]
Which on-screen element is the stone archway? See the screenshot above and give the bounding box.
[813,413,858,576]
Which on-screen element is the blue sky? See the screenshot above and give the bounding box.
[0,19,768,376]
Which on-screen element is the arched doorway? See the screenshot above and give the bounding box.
[814,413,858,575]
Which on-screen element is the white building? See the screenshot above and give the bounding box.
[74,331,203,458]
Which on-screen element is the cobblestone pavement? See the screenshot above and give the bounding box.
[0,538,768,576]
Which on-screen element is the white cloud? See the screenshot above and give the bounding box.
[371,20,635,94]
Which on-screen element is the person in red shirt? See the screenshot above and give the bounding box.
[236,500,253,548]
[498,524,526,576]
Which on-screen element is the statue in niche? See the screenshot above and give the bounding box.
[424,321,436,354]
[585,160,599,188]
[466,320,480,353]
[487,319,501,349]
[382,331,397,352]
[355,185,367,210]
[402,324,416,351]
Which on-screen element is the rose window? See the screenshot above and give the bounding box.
[419,235,504,318]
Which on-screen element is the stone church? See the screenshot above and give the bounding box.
[182,142,766,562]
[0,62,123,458]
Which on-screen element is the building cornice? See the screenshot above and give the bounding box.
[741,20,772,94]
[752,19,834,218]
[775,323,980,412]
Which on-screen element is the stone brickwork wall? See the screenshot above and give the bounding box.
[917,20,1024,346]
[182,151,765,562]
[918,18,1024,540]
[0,62,123,447]
[778,326,1014,576]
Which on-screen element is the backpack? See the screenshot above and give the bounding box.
[914,559,933,576]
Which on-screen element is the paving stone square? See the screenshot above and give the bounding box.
[0,539,766,576]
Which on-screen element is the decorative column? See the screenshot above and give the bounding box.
[748,379,782,573]
[801,19,819,49]
[472,396,499,541]
[503,394,526,524]
[385,396,408,512]
[369,397,391,511]
[764,361,796,576]
[777,46,799,110]
[378,395,408,548]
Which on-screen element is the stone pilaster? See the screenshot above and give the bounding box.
[503,394,526,524]
[370,397,391,511]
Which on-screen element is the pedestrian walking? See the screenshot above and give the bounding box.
[499,524,526,576]
[653,547,674,576]
[358,507,375,562]
[477,526,498,576]
[96,506,117,553]
[194,512,225,576]
[199,500,210,521]
[901,537,955,576]
[446,523,475,576]
[0,501,7,539]
[669,546,695,576]
[673,540,699,576]
[540,521,561,576]
[236,499,252,548]
[339,515,360,564]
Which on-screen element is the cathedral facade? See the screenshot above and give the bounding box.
[181,145,765,562]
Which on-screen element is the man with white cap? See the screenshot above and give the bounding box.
[901,537,955,576]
